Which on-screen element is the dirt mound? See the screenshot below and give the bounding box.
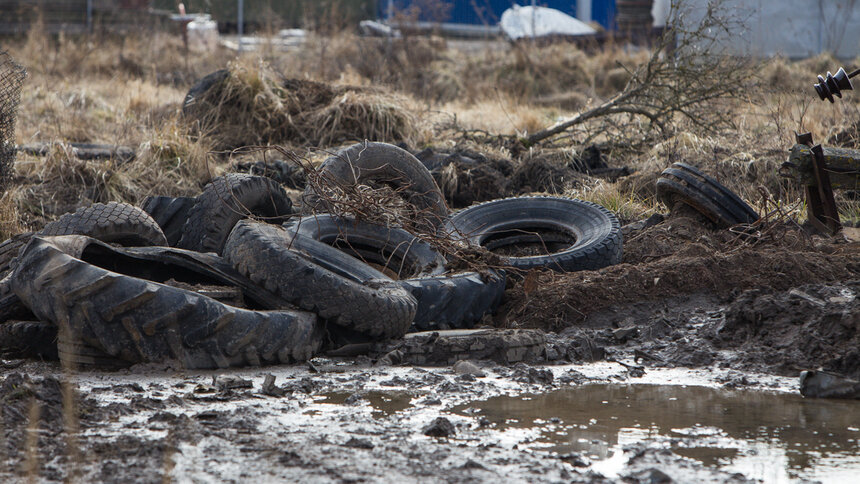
[622,215,815,264]
[502,244,860,331]
[184,63,415,150]
[713,282,860,378]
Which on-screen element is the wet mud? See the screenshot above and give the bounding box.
[0,361,810,483]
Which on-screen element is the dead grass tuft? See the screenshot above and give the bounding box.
[186,60,416,150]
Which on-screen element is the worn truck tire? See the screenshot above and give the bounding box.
[0,320,57,360]
[286,214,503,331]
[285,214,445,278]
[178,174,293,255]
[11,236,323,370]
[0,203,168,277]
[446,196,623,272]
[41,202,168,247]
[142,196,195,246]
[225,220,417,339]
[301,142,449,232]
[656,162,759,228]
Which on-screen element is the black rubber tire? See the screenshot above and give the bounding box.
[0,232,33,278]
[178,174,293,255]
[182,69,229,117]
[142,196,195,247]
[41,202,168,247]
[403,271,506,332]
[285,214,445,278]
[0,320,58,360]
[10,236,324,370]
[445,196,623,272]
[656,162,759,228]
[286,214,504,331]
[0,274,34,323]
[301,142,449,232]
[225,220,417,339]
[0,202,167,283]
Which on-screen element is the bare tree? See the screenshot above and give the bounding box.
[524,0,756,147]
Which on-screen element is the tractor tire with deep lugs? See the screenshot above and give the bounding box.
[402,271,506,332]
[225,220,417,339]
[178,173,293,254]
[10,236,323,370]
[445,196,622,272]
[656,162,759,228]
[301,142,449,231]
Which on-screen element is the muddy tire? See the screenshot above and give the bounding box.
[0,203,167,279]
[11,236,323,370]
[285,214,502,331]
[142,195,195,247]
[446,196,623,272]
[402,271,506,332]
[0,275,34,323]
[178,174,293,255]
[225,220,417,339]
[301,142,449,232]
[285,214,445,278]
[0,232,33,277]
[0,320,57,360]
[656,162,759,228]
[41,202,168,247]
[394,329,546,365]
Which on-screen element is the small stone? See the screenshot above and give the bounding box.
[343,437,374,449]
[453,360,486,377]
[612,326,638,342]
[423,417,456,437]
[260,374,286,397]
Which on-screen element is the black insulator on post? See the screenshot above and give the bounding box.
[814,67,855,102]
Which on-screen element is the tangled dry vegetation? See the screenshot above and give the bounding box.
[2,13,860,241]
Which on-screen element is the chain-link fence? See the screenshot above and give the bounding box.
[0,51,26,195]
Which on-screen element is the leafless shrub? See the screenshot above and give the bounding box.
[525,0,758,147]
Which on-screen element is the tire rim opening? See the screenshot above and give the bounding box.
[480,228,577,258]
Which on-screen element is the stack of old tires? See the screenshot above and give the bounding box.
[0,142,623,370]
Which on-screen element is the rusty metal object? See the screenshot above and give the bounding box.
[782,133,845,235]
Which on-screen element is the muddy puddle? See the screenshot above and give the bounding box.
[316,390,421,418]
[452,384,860,483]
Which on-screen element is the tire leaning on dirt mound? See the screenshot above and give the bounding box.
[445,196,623,272]
[286,214,505,331]
[10,235,324,370]
[177,173,293,255]
[656,162,759,228]
[301,142,449,232]
[225,220,417,339]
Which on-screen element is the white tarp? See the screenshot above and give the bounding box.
[500,5,596,41]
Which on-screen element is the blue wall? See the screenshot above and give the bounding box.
[383,1,618,30]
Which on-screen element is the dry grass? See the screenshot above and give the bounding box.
[0,22,857,232]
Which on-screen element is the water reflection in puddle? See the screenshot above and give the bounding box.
[317,391,418,419]
[452,384,860,483]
